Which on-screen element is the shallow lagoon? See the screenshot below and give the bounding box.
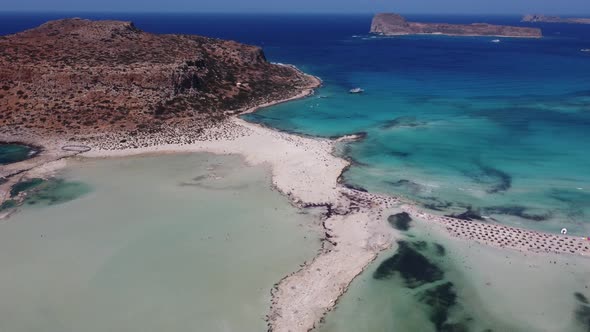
[319,215,590,332]
[0,153,320,332]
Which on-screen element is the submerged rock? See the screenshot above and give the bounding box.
[464,162,512,194]
[417,282,458,331]
[574,292,590,329]
[434,243,446,257]
[10,178,44,198]
[483,205,551,222]
[380,116,426,130]
[446,207,484,221]
[387,179,423,195]
[373,241,444,288]
[387,212,413,231]
[23,179,92,206]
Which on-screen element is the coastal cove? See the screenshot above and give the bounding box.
[1,13,590,332]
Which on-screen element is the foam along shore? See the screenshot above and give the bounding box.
[1,75,589,332]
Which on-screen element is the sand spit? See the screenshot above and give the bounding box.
[1,74,589,331]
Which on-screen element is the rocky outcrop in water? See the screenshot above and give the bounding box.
[522,14,590,24]
[0,18,314,140]
[371,13,542,38]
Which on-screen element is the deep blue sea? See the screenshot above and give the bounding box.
[2,13,590,235]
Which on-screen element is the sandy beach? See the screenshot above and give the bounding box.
[2,73,590,332]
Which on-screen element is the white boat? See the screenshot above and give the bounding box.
[581,49,590,52]
[491,39,501,43]
[349,88,364,94]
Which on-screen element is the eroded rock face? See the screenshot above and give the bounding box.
[0,18,311,139]
[370,13,542,38]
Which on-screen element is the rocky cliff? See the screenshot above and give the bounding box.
[371,13,542,38]
[522,14,590,24]
[0,19,315,141]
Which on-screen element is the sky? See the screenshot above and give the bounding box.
[3,0,589,15]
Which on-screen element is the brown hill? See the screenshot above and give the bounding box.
[0,18,314,141]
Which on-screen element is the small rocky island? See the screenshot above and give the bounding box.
[0,18,315,147]
[522,14,590,24]
[371,13,542,38]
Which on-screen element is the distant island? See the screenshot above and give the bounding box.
[522,14,590,24]
[371,13,542,38]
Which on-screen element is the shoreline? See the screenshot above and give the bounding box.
[1,72,589,331]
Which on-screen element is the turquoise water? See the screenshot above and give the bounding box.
[0,143,36,165]
[0,154,320,332]
[241,19,590,236]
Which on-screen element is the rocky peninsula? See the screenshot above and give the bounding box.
[371,13,542,38]
[522,14,590,24]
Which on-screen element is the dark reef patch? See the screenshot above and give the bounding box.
[23,179,92,206]
[387,212,412,231]
[464,162,512,194]
[548,189,590,205]
[446,207,484,221]
[418,282,459,331]
[10,178,44,197]
[380,116,427,130]
[386,179,423,195]
[422,197,453,211]
[0,199,17,211]
[387,149,411,158]
[434,243,446,256]
[574,292,590,330]
[373,241,444,288]
[483,205,551,222]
